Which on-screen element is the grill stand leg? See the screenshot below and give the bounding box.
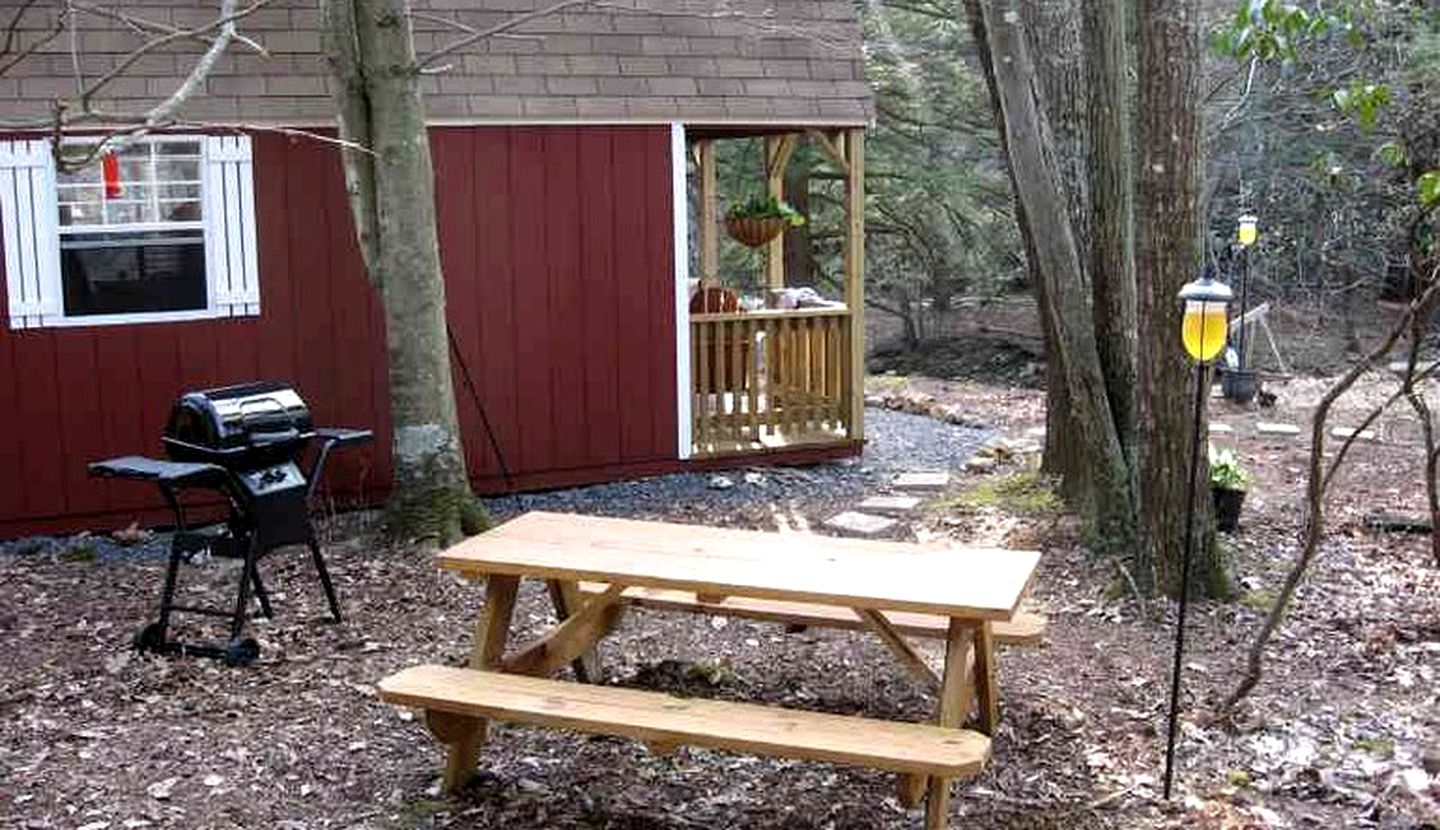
[250,567,274,619]
[138,485,188,655]
[307,538,343,623]
[142,531,187,653]
[230,536,260,641]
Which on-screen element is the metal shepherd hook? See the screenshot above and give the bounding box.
[1164,268,1233,799]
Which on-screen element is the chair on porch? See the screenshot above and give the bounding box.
[689,286,752,394]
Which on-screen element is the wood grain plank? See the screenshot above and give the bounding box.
[441,512,1039,619]
[381,665,991,778]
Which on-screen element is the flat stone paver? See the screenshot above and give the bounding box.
[1256,422,1301,436]
[859,495,923,515]
[823,511,898,537]
[893,471,951,490]
[852,495,921,515]
[1209,423,1234,434]
[1330,427,1378,441]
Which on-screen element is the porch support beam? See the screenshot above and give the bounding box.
[844,128,865,440]
[765,134,799,292]
[809,129,849,175]
[697,138,719,286]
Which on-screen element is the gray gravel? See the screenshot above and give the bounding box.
[1,408,991,555]
[485,408,991,529]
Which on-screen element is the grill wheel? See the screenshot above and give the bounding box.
[223,637,260,667]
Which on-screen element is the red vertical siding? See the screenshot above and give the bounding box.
[0,124,678,538]
[578,129,622,467]
[473,131,520,483]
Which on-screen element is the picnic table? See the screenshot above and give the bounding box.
[379,511,1042,829]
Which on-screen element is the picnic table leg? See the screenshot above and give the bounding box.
[972,621,999,734]
[547,579,602,682]
[443,574,520,793]
[923,618,976,830]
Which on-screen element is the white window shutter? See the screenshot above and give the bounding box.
[203,135,260,317]
[0,140,62,330]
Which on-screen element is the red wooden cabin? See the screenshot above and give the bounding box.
[0,1,873,538]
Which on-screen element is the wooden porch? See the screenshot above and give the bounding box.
[687,128,866,458]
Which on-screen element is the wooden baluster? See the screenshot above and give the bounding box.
[792,317,805,440]
[714,317,725,446]
[746,319,760,444]
[697,320,711,452]
[779,317,792,440]
[691,321,702,454]
[812,315,823,435]
[835,316,843,429]
[841,315,854,437]
[730,319,744,446]
[763,318,777,438]
[829,317,840,432]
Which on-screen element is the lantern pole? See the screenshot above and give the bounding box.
[1235,215,1258,373]
[1164,270,1233,800]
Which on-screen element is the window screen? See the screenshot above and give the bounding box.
[56,139,207,317]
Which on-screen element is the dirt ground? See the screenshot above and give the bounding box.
[3,307,1438,830]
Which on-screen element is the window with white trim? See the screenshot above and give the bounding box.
[0,134,260,329]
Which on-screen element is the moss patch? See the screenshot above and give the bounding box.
[946,472,1064,518]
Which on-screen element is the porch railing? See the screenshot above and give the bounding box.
[689,307,853,455]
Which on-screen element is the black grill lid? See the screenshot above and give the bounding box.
[164,382,313,465]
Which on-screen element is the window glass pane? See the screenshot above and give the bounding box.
[60,229,207,316]
[55,138,204,228]
[156,159,200,182]
[57,184,104,226]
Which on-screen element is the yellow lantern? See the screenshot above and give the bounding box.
[1178,270,1233,362]
[1237,214,1259,248]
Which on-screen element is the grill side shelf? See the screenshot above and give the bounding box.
[88,455,229,487]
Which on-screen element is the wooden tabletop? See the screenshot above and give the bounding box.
[440,512,1040,620]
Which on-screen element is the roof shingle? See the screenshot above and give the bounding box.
[1,0,872,127]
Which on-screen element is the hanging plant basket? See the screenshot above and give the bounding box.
[725,215,788,248]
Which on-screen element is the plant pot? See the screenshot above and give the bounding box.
[725,215,788,248]
[1221,369,1259,404]
[1212,486,1246,532]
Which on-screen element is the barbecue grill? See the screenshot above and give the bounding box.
[89,382,372,666]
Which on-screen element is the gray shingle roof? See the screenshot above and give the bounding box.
[2,0,872,127]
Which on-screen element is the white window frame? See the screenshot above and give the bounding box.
[1,134,260,330]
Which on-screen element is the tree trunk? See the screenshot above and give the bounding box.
[967,0,1140,559]
[1018,0,1092,506]
[1135,0,1223,597]
[1082,0,1142,579]
[322,0,484,545]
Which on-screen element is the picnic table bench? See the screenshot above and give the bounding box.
[378,511,1042,829]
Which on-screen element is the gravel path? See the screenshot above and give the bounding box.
[0,408,991,557]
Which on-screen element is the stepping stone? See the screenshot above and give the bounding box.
[858,495,923,516]
[1209,423,1234,434]
[1256,422,1301,436]
[1389,360,1412,376]
[1330,427,1378,442]
[1024,426,1046,439]
[823,511,898,538]
[893,471,951,491]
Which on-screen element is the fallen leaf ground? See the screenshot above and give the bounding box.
[2,366,1437,830]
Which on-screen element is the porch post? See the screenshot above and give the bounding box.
[765,134,798,292]
[845,128,866,440]
[697,139,718,286]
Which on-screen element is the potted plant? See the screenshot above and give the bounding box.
[724,195,805,248]
[1209,446,1251,532]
